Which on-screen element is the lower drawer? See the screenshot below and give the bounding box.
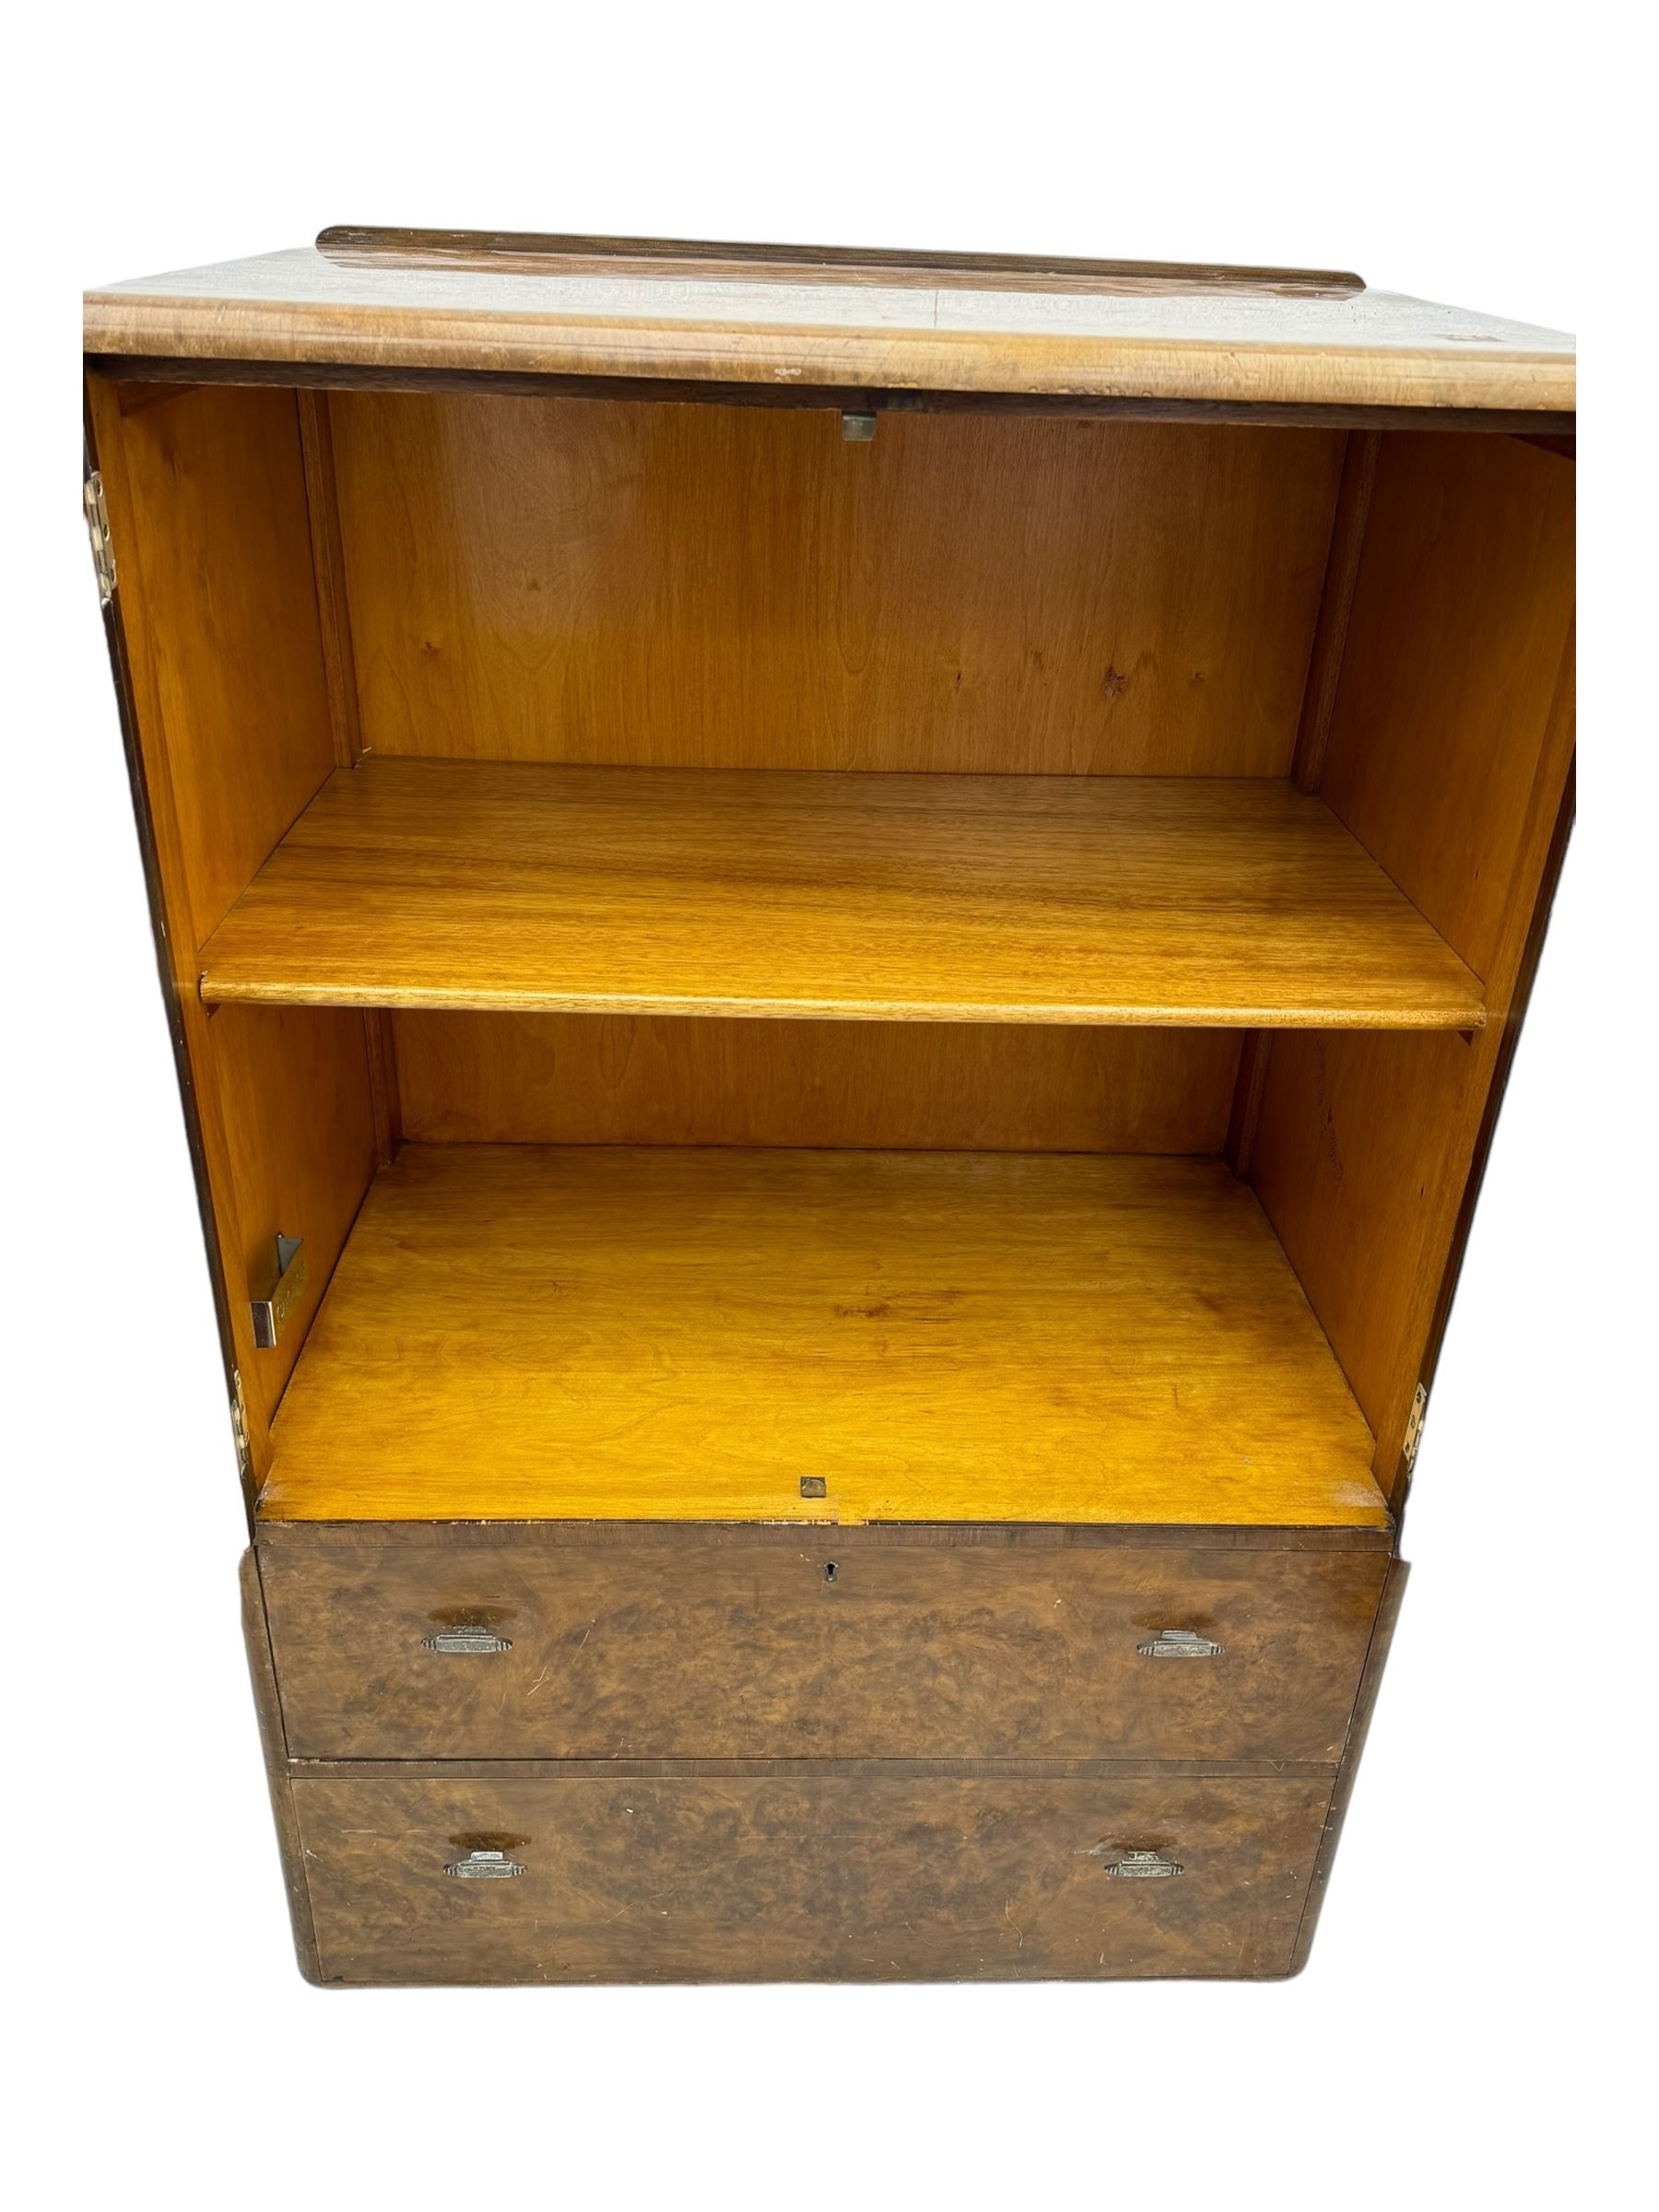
[291,1770,1333,1984]
[260,1527,1386,1762]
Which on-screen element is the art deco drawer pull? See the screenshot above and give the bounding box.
[444,1849,524,1880]
[422,1627,513,1654]
[1136,1627,1224,1658]
[1100,1850,1184,1879]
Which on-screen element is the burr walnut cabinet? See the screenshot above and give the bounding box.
[82,229,1575,1983]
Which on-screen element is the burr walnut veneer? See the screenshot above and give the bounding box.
[86,229,1574,1983]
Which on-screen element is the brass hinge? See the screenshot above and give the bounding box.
[1402,1382,1429,1469]
[83,470,116,605]
[230,1368,252,1480]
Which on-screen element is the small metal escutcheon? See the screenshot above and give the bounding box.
[422,1626,513,1654]
[444,1849,524,1880]
[1100,1850,1184,1879]
[1136,1627,1225,1658]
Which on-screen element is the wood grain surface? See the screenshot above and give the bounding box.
[320,227,1368,298]
[1320,432,1577,978]
[199,760,1486,1030]
[87,381,336,956]
[83,232,1575,411]
[259,1524,1385,1762]
[328,394,1341,777]
[240,1550,322,1982]
[84,241,1577,1992]
[1253,433,1576,1481]
[391,1012,1241,1152]
[85,377,379,1466]
[198,1003,381,1422]
[290,1768,1334,1983]
[260,1144,1387,1526]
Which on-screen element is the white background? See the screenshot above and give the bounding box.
[6,8,1648,2206]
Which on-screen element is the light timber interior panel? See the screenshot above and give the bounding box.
[1250,1029,1479,1457]
[88,380,339,953]
[392,1013,1241,1151]
[1252,433,1575,1481]
[328,394,1345,775]
[1318,431,1576,978]
[259,1143,1388,1527]
[85,377,382,1467]
[202,1004,382,1428]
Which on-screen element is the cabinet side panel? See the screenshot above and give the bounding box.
[1291,1555,1409,1972]
[240,1548,322,1983]
[89,381,340,951]
[1319,432,1574,979]
[1252,1030,1473,1464]
[88,379,381,1460]
[205,1005,380,1425]
[393,1012,1241,1152]
[331,394,1343,775]
[1253,436,1574,1488]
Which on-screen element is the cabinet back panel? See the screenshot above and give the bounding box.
[329,394,1343,774]
[392,1012,1239,1152]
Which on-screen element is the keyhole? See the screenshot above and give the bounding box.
[823,1562,838,1584]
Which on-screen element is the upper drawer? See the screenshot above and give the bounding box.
[260,1528,1386,1763]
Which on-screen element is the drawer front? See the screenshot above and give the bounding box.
[294,1771,1332,1984]
[262,1530,1385,1763]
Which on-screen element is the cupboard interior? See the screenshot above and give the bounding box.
[88,375,1575,1525]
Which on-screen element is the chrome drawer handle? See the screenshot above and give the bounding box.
[1101,1850,1184,1879]
[444,1850,524,1880]
[1136,1627,1224,1658]
[422,1627,513,1654]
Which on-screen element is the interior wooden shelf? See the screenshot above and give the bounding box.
[260,1144,1389,1527]
[200,759,1485,1030]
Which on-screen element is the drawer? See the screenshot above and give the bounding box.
[293,1770,1333,1984]
[260,1528,1386,1762]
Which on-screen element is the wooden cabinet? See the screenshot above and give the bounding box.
[85,229,1574,1983]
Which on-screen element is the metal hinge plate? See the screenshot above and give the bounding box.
[250,1233,308,1349]
[230,1369,252,1480]
[84,471,116,605]
[1402,1382,1429,1469]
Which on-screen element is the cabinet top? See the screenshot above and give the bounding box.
[82,227,1575,415]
